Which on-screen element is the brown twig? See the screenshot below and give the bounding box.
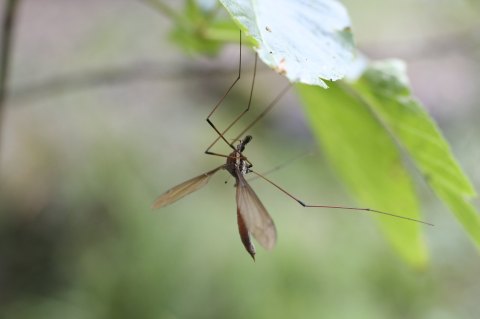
[0,0,21,156]
[9,61,270,103]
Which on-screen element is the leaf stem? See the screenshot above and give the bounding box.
[139,0,181,22]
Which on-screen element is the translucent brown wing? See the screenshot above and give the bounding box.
[152,165,224,209]
[235,171,277,250]
[237,208,256,260]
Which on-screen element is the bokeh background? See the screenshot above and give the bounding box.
[1,0,480,318]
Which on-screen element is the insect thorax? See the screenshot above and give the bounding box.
[226,136,253,178]
[226,150,250,177]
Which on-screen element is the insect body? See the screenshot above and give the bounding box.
[153,135,276,260]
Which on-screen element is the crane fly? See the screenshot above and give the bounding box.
[152,31,432,260]
[153,135,275,258]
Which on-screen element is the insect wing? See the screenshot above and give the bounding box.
[237,208,256,260]
[236,172,277,250]
[152,166,224,209]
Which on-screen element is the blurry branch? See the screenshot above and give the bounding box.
[0,0,20,154]
[139,0,223,26]
[139,0,180,21]
[9,23,480,105]
[9,61,268,103]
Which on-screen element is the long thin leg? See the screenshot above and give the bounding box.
[206,54,258,152]
[208,81,289,165]
[249,170,433,226]
[205,30,244,154]
[204,31,293,155]
[247,150,314,182]
[232,83,291,143]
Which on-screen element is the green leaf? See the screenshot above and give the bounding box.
[297,83,429,267]
[297,59,480,266]
[352,60,480,250]
[169,20,237,55]
[219,0,355,87]
[169,0,238,55]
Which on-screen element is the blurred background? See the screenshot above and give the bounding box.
[1,0,479,318]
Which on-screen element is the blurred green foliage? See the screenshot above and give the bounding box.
[154,0,239,55]
[298,80,428,267]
